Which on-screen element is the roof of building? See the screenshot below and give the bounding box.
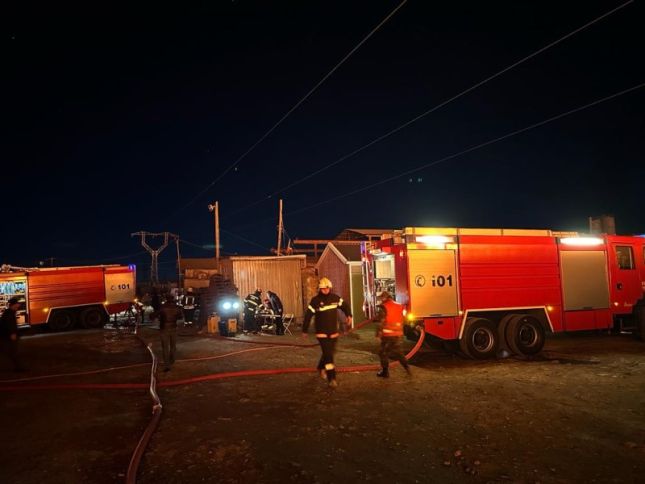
[179,258,220,270]
[334,228,393,240]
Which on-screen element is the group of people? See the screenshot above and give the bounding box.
[243,289,285,335]
[1,280,412,384]
[302,277,410,388]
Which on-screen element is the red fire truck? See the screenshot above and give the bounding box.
[362,227,645,358]
[0,264,136,331]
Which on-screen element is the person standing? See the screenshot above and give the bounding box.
[267,290,285,335]
[243,289,262,334]
[153,295,184,372]
[302,277,352,387]
[181,288,197,326]
[375,291,411,377]
[0,297,25,372]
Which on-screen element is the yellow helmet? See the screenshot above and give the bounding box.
[318,277,333,289]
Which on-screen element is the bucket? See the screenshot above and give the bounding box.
[207,315,220,334]
[227,318,237,336]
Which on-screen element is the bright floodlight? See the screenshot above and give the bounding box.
[222,301,232,310]
[559,237,604,246]
[416,235,453,244]
[232,301,240,309]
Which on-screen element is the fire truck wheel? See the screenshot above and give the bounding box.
[81,307,107,329]
[505,315,545,356]
[460,317,499,359]
[49,310,75,331]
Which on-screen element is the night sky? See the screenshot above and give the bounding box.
[4,1,644,276]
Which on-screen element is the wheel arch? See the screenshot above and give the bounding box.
[458,306,553,339]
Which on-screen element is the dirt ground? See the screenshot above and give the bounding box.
[1,323,644,484]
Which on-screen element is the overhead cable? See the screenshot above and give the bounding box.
[166,0,408,222]
[228,0,634,218]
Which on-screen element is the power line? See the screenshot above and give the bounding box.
[226,81,644,228]
[226,0,635,218]
[165,0,408,223]
[284,81,645,216]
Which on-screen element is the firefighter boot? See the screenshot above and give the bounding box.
[319,369,327,380]
[377,368,389,378]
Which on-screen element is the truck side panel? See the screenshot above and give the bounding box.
[458,235,564,330]
[28,269,105,324]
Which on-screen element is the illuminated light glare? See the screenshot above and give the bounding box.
[232,302,240,309]
[406,313,415,321]
[458,310,464,316]
[613,302,619,306]
[547,305,554,312]
[416,235,453,244]
[43,307,49,313]
[559,237,604,246]
[222,301,232,310]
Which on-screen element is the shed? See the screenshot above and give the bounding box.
[316,243,366,324]
[220,255,307,321]
[179,258,220,290]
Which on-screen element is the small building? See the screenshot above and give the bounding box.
[179,258,220,290]
[220,255,307,321]
[316,243,366,324]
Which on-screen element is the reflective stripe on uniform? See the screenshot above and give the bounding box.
[338,298,343,306]
[308,305,316,313]
[317,304,339,312]
[316,332,340,339]
[324,363,335,370]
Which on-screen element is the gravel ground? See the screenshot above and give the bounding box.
[1,324,644,483]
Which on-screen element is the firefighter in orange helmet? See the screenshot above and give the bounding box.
[375,291,411,378]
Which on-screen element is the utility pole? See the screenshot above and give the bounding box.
[131,231,177,285]
[276,199,284,256]
[208,201,220,266]
[175,236,182,290]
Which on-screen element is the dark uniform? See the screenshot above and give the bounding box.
[303,288,352,386]
[0,297,25,372]
[153,298,184,371]
[243,290,262,333]
[267,291,285,335]
[376,293,410,377]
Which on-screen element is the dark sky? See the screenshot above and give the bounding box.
[4,1,644,275]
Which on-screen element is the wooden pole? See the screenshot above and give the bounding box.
[215,201,220,266]
[277,199,283,256]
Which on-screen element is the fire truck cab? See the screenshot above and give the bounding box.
[362,227,645,359]
[0,264,136,331]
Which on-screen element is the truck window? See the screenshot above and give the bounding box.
[616,246,634,270]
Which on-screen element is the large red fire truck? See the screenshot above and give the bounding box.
[0,264,136,331]
[362,227,645,358]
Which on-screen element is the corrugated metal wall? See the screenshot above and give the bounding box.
[221,256,306,320]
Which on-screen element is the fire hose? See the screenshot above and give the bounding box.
[0,324,425,483]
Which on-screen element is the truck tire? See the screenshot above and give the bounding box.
[459,317,498,359]
[505,314,545,356]
[49,310,75,331]
[81,307,107,329]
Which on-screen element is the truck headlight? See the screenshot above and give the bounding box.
[222,301,232,310]
[233,301,240,309]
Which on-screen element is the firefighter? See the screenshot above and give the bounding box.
[152,295,184,372]
[375,291,411,378]
[181,288,197,327]
[0,297,26,372]
[267,290,285,335]
[243,288,262,334]
[302,277,352,388]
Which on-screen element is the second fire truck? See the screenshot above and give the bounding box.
[362,227,645,358]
